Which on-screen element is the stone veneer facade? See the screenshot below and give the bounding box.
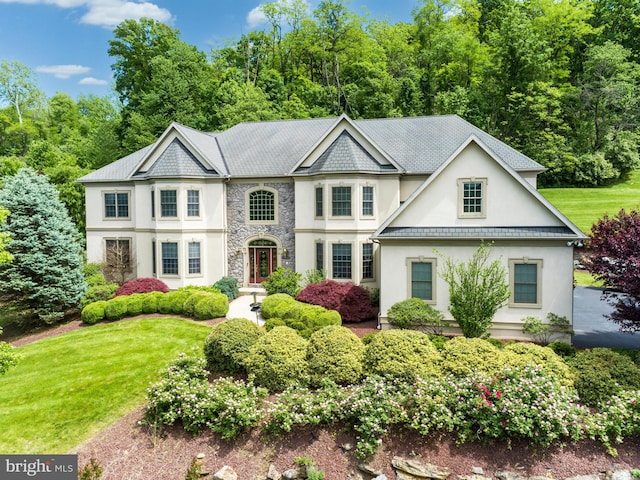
[226,181,296,285]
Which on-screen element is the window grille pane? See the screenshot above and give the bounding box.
[160,190,177,217]
[152,240,156,275]
[514,264,537,303]
[187,190,200,217]
[362,186,374,216]
[362,243,373,279]
[249,190,275,221]
[315,187,323,217]
[104,193,116,217]
[316,242,324,271]
[188,242,201,274]
[411,262,432,300]
[332,186,351,216]
[151,191,155,218]
[332,244,352,279]
[162,242,178,275]
[116,193,129,217]
[463,182,482,213]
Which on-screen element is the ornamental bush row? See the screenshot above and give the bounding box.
[146,354,640,460]
[203,321,577,393]
[81,287,229,324]
[261,293,341,338]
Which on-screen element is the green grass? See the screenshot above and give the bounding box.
[540,170,640,233]
[0,317,211,454]
[573,270,604,287]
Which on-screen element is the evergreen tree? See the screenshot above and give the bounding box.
[0,168,86,326]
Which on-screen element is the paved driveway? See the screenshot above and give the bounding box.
[573,286,639,349]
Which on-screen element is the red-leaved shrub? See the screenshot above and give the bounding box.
[296,279,377,323]
[115,277,170,297]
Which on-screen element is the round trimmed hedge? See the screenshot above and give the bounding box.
[306,325,364,386]
[193,293,229,320]
[126,293,145,317]
[439,337,504,377]
[204,318,265,374]
[503,342,574,387]
[104,296,129,321]
[363,329,442,380]
[244,326,309,392]
[81,300,107,325]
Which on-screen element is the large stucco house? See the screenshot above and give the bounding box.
[79,114,585,338]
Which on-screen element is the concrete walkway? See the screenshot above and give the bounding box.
[227,292,266,326]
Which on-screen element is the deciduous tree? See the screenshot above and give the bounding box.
[584,209,640,333]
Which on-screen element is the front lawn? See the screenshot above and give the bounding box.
[0,318,211,453]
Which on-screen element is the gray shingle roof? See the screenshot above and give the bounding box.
[296,131,398,174]
[375,226,577,239]
[79,115,544,183]
[134,138,219,178]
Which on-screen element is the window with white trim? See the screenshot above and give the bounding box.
[160,190,178,217]
[362,243,374,279]
[105,238,131,271]
[187,190,200,217]
[332,243,352,279]
[315,187,323,217]
[408,258,436,302]
[458,178,487,218]
[362,186,374,216]
[161,242,179,275]
[104,192,129,218]
[188,242,201,275]
[331,186,352,217]
[315,241,324,271]
[509,259,542,307]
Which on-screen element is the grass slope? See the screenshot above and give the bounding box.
[0,318,211,454]
[540,170,640,233]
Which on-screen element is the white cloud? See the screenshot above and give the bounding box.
[81,1,173,28]
[246,6,267,29]
[36,64,91,79]
[79,76,108,85]
[0,0,173,28]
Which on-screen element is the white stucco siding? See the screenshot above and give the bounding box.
[378,240,574,339]
[390,142,563,228]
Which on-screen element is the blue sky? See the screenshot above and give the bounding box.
[0,0,418,101]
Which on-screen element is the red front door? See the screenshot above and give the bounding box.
[249,247,276,283]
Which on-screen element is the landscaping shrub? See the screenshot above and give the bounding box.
[126,293,145,317]
[521,313,573,345]
[193,293,229,320]
[0,341,19,375]
[262,267,302,296]
[204,318,264,374]
[428,334,449,350]
[296,279,377,323]
[547,341,576,358]
[303,268,326,286]
[568,348,640,407]
[410,366,584,448]
[440,337,504,377]
[81,283,118,308]
[144,354,267,437]
[104,296,129,321]
[81,301,107,325]
[503,342,574,387]
[115,277,169,296]
[183,291,210,318]
[141,291,164,314]
[362,329,441,380]
[306,325,364,386]
[214,276,239,300]
[361,332,378,345]
[261,293,340,337]
[264,318,286,330]
[261,293,301,319]
[387,297,446,333]
[244,326,309,392]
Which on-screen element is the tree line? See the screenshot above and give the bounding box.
[2,0,640,232]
